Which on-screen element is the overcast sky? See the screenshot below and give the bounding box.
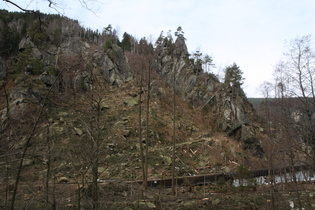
[2,0,315,97]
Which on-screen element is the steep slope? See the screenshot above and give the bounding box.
[0,10,267,208]
[154,36,264,157]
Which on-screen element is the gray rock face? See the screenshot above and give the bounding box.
[173,37,188,56]
[94,44,132,86]
[155,36,264,157]
[155,37,220,103]
[39,36,131,91]
[19,36,42,59]
[217,88,251,130]
[18,36,31,51]
[215,87,264,157]
[4,35,132,124]
[2,93,28,120]
[40,73,57,87]
[8,30,263,156]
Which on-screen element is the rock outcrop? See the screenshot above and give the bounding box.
[93,44,132,86]
[155,36,264,157]
[215,86,264,157]
[1,34,132,122]
[155,37,219,104]
[0,11,270,208]
[0,9,263,158]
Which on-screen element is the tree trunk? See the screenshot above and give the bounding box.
[171,68,176,196]
[92,158,98,209]
[45,122,51,207]
[144,62,151,189]
[138,71,146,189]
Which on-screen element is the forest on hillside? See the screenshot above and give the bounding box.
[1,1,315,209]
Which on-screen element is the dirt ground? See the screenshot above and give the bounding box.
[85,181,315,209]
[2,180,315,209]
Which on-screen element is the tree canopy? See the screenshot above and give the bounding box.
[224,63,244,87]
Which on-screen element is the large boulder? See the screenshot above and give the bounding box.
[215,86,264,157]
[18,36,32,51]
[173,36,188,57]
[18,36,42,59]
[93,45,132,86]
[40,67,59,88]
[4,96,27,120]
[59,37,82,55]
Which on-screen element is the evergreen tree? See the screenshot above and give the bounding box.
[164,30,173,47]
[175,26,185,39]
[0,23,21,57]
[155,31,164,47]
[121,32,132,52]
[203,54,215,72]
[193,50,203,73]
[224,63,244,87]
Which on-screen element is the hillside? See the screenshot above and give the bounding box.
[0,10,276,209]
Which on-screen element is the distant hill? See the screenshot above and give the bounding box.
[248,98,265,107]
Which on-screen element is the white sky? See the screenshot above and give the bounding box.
[2,0,315,97]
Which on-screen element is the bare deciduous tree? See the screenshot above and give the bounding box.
[275,36,315,165]
[259,35,315,209]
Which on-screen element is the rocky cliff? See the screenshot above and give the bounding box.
[0,10,271,208]
[154,36,264,157]
[0,10,265,181]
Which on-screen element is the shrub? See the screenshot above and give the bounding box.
[217,176,226,186]
[235,164,256,189]
[103,40,112,51]
[33,32,48,48]
[11,47,44,75]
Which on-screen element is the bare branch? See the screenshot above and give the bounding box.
[3,0,35,12]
